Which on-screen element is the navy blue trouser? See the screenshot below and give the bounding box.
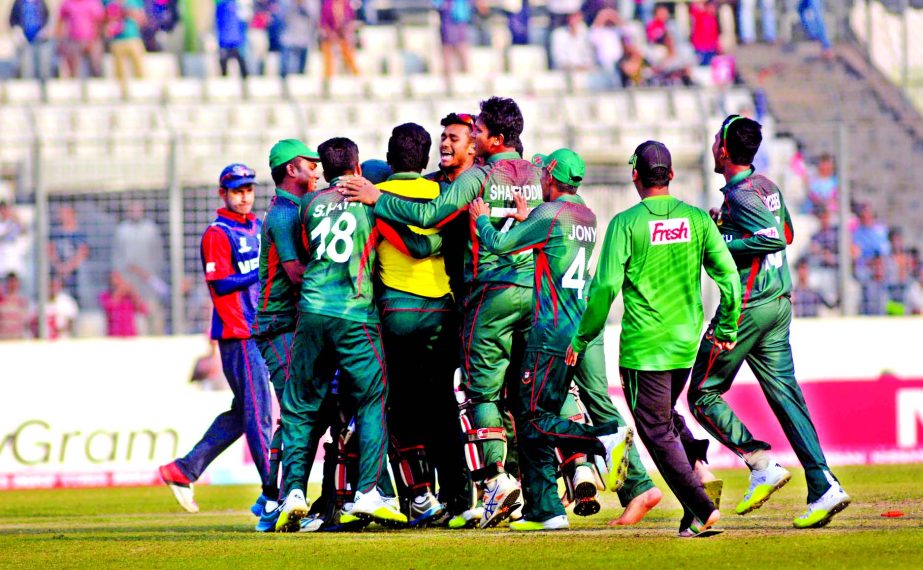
[176,338,273,487]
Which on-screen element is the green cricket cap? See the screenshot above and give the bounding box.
[269,139,319,169]
[532,148,585,187]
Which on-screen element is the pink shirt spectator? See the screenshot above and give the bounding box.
[99,290,146,337]
[59,0,105,42]
[690,3,720,53]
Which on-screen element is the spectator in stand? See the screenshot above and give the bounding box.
[112,201,166,335]
[104,0,148,80]
[797,0,831,59]
[435,0,473,77]
[279,0,315,77]
[689,1,720,65]
[617,0,652,23]
[55,0,105,78]
[42,277,80,339]
[546,0,583,62]
[551,11,596,71]
[0,201,25,278]
[791,258,834,317]
[905,263,923,315]
[505,0,530,45]
[858,254,890,316]
[737,0,776,44]
[582,0,616,24]
[216,0,249,77]
[589,8,624,75]
[0,273,30,340]
[885,228,914,307]
[801,153,837,214]
[645,3,694,85]
[49,205,89,300]
[99,270,148,337]
[249,0,272,75]
[320,0,360,77]
[9,0,52,80]
[616,27,646,86]
[851,203,890,264]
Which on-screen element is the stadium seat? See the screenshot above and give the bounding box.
[301,101,352,129]
[408,74,448,99]
[506,45,548,76]
[569,71,617,94]
[44,79,83,104]
[367,74,407,100]
[468,47,504,79]
[285,74,323,100]
[432,98,480,122]
[144,53,182,81]
[165,78,205,103]
[228,103,275,132]
[448,74,480,98]
[327,75,367,99]
[563,96,597,125]
[84,79,123,103]
[72,106,114,136]
[0,107,34,162]
[595,92,633,126]
[3,80,42,104]
[269,104,305,136]
[400,26,440,73]
[354,101,396,128]
[245,76,285,102]
[528,71,568,96]
[361,25,400,54]
[204,77,245,102]
[124,79,163,102]
[671,89,705,126]
[721,88,756,115]
[489,73,529,97]
[632,89,672,124]
[392,100,436,127]
[33,106,74,135]
[355,49,387,76]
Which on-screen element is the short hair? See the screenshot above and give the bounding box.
[478,97,523,150]
[723,116,762,166]
[553,179,578,194]
[271,161,290,185]
[318,137,359,180]
[387,123,431,173]
[639,167,670,188]
[440,113,475,129]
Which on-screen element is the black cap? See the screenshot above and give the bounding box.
[629,140,672,177]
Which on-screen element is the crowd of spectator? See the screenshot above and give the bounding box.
[792,154,923,317]
[5,0,832,84]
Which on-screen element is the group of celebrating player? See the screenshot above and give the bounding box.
[157,95,851,536]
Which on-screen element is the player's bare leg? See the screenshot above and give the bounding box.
[609,487,663,526]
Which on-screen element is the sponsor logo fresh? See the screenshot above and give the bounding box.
[649,219,690,245]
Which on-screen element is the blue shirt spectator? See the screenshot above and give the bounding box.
[216,0,246,49]
[9,0,49,43]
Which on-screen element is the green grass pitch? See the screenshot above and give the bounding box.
[1,465,920,569]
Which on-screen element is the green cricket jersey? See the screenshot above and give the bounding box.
[376,152,543,288]
[253,189,302,336]
[477,194,596,355]
[717,168,794,310]
[298,183,379,324]
[573,195,741,370]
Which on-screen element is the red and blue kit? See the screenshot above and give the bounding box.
[201,208,262,340]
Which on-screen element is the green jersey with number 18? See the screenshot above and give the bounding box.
[298,183,379,324]
[573,195,741,371]
[476,194,596,355]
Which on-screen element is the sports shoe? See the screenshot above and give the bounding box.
[678,509,721,538]
[408,492,446,527]
[159,462,199,513]
[572,465,601,517]
[349,488,408,525]
[793,484,851,529]
[447,507,483,529]
[510,515,570,531]
[480,473,522,528]
[255,504,281,532]
[599,427,633,492]
[299,514,325,532]
[250,494,268,517]
[275,489,309,533]
[736,463,791,515]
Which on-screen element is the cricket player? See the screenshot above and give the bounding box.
[276,138,406,532]
[688,116,850,528]
[470,148,633,531]
[373,123,464,526]
[250,139,323,532]
[567,141,742,537]
[341,97,542,528]
[160,163,273,515]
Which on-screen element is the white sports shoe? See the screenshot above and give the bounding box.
[275,489,309,533]
[736,463,791,515]
[599,427,633,491]
[299,514,325,532]
[572,464,601,517]
[793,483,851,529]
[480,473,522,528]
[350,488,408,525]
[510,514,570,531]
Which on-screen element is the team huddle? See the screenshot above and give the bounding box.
[157,96,851,536]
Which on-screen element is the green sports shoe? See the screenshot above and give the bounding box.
[600,427,633,492]
[275,490,309,533]
[448,507,483,529]
[349,489,408,525]
[510,515,569,531]
[793,484,851,529]
[736,463,791,515]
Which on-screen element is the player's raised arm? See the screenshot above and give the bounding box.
[376,218,443,259]
[370,167,482,229]
[702,212,742,344]
[470,197,552,255]
[571,216,630,354]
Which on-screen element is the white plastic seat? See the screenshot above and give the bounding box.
[124,79,163,102]
[361,26,400,54]
[3,80,42,104]
[468,47,504,79]
[633,90,672,124]
[245,76,284,102]
[354,101,395,128]
[367,75,406,100]
[529,71,567,96]
[489,73,528,97]
[205,76,245,102]
[301,102,352,129]
[165,78,204,102]
[672,89,705,125]
[327,75,367,99]
[595,92,633,126]
[285,74,323,100]
[44,79,83,104]
[507,45,548,76]
[407,74,447,99]
[84,79,123,102]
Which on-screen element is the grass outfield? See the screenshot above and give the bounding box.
[0,465,920,569]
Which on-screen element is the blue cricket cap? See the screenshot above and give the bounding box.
[219,163,256,189]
